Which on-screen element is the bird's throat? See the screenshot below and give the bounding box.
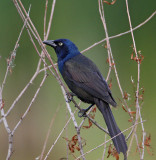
[58,52,80,74]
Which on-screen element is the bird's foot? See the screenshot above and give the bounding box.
[66,92,76,103]
[78,104,94,117]
[78,109,87,117]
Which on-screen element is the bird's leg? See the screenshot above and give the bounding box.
[66,92,76,103]
[78,104,94,117]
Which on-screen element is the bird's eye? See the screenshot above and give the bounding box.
[58,42,63,46]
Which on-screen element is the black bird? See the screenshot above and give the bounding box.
[43,39,127,158]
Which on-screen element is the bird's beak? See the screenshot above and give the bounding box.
[43,40,57,48]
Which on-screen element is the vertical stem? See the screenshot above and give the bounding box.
[125,0,145,159]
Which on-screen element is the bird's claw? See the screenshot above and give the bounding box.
[66,92,75,103]
[78,109,87,117]
[66,95,73,103]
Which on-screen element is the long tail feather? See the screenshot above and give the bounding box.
[94,98,127,157]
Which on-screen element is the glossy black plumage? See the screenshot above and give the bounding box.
[62,54,116,105]
[43,39,127,158]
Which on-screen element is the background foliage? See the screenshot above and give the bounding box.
[0,0,156,160]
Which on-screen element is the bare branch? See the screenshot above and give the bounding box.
[5,67,41,118]
[98,0,112,81]
[125,0,145,158]
[75,120,146,160]
[12,74,48,135]
[44,0,49,39]
[45,0,56,40]
[12,2,86,160]
[40,103,62,160]
[102,134,107,160]
[1,5,31,92]
[69,97,109,135]
[43,108,77,160]
[60,86,86,160]
[99,0,133,120]
[0,87,12,159]
[81,11,156,53]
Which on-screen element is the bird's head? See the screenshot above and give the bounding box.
[43,39,80,62]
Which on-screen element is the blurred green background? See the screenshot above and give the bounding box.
[0,0,156,160]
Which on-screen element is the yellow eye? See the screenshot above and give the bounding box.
[58,42,63,46]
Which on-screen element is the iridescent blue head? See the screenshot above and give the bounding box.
[43,39,80,73]
[43,39,80,61]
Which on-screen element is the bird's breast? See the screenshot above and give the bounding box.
[62,69,94,104]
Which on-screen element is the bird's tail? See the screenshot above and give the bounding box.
[94,98,127,158]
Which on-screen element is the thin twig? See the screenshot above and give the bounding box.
[71,97,109,135]
[43,108,78,160]
[78,105,94,128]
[5,67,41,118]
[1,5,31,92]
[0,87,12,159]
[45,0,56,40]
[0,6,31,159]
[81,11,156,54]
[44,0,48,39]
[98,0,112,81]
[13,2,86,160]
[125,0,144,158]
[15,0,60,82]
[40,103,62,160]
[43,116,72,160]
[13,0,38,40]
[12,74,48,135]
[102,134,107,160]
[99,0,133,120]
[60,86,86,160]
[65,105,69,160]
[75,120,146,160]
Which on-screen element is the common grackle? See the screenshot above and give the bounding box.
[43,39,127,158]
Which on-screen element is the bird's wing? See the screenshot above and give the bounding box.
[63,54,117,107]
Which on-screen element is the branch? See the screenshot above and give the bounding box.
[125,0,145,158]
[43,108,78,160]
[99,0,133,120]
[102,134,107,160]
[44,0,48,39]
[12,74,48,135]
[0,87,12,159]
[39,103,62,160]
[98,0,112,81]
[75,120,146,160]
[1,5,31,92]
[45,0,56,40]
[81,11,156,53]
